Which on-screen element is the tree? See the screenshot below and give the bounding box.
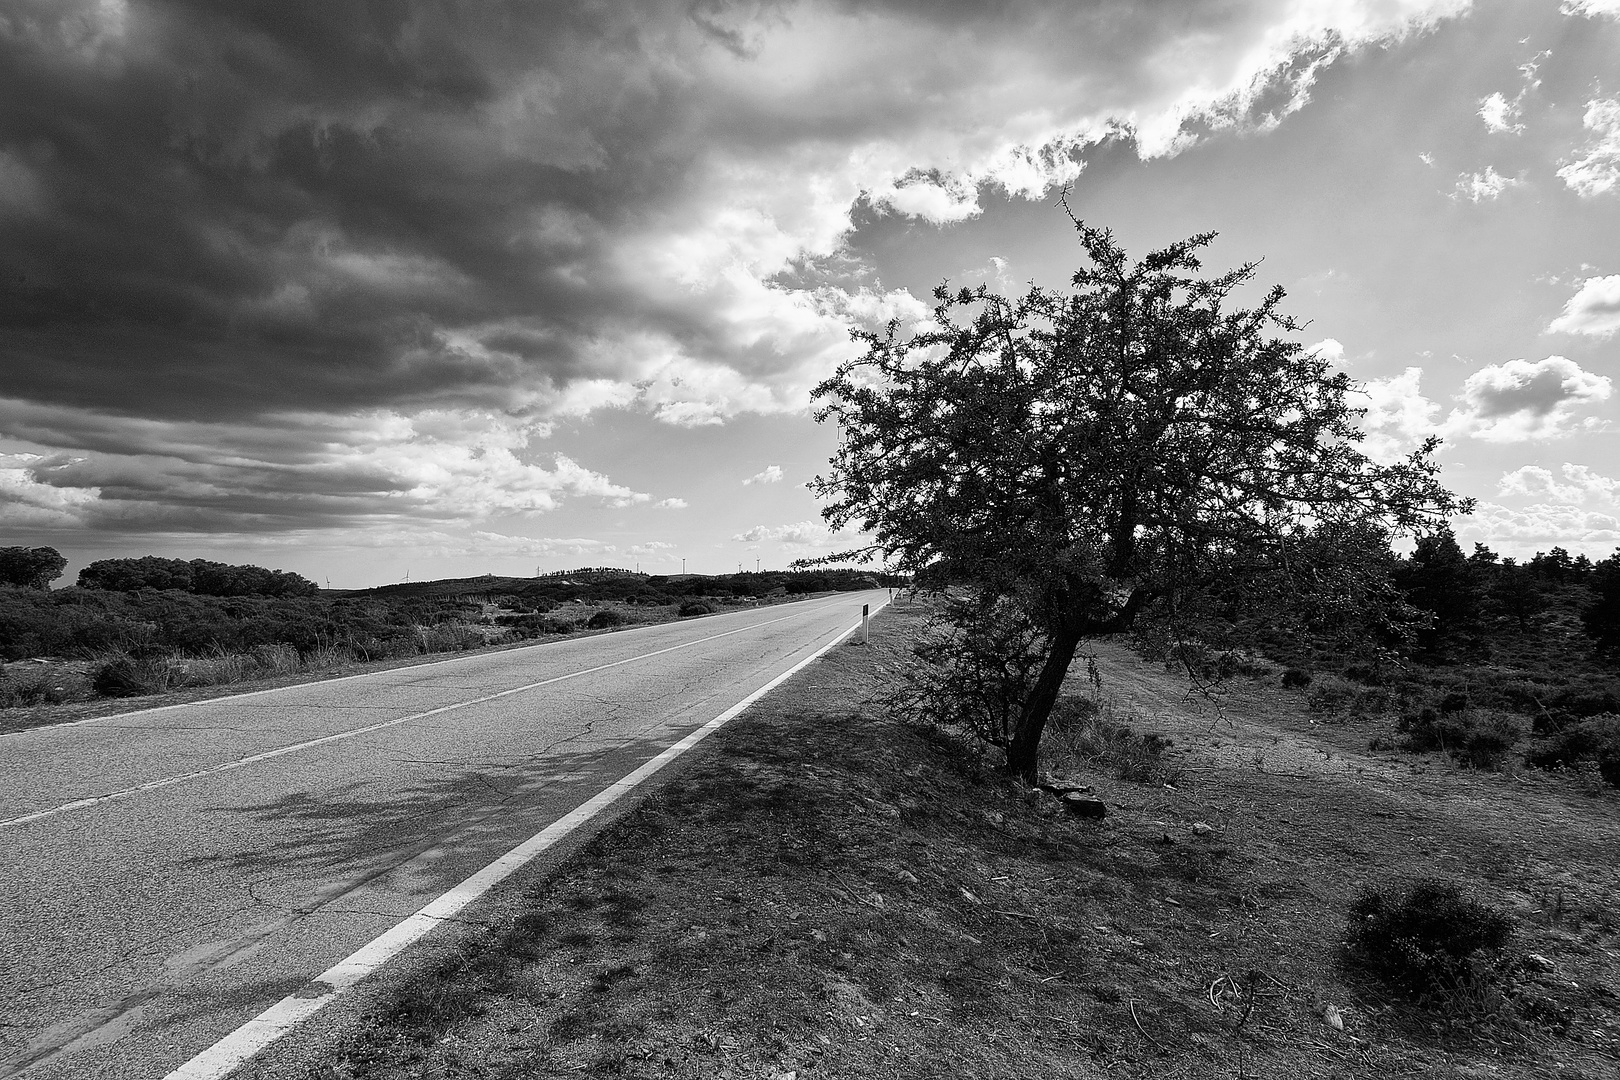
[1582,550,1620,654]
[809,218,1467,782]
[1490,562,1546,632]
[1395,526,1481,651]
[0,546,67,589]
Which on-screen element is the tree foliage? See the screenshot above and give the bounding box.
[78,556,319,598]
[1583,551,1620,655]
[0,546,66,589]
[810,218,1467,780]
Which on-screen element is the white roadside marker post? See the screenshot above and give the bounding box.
[861,603,869,645]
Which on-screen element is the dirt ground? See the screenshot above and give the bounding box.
[293,605,1620,1080]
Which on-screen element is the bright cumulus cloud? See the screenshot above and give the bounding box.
[1558,97,1620,197]
[1358,367,1441,462]
[1448,356,1612,441]
[1499,463,1620,505]
[743,465,784,486]
[1548,275,1620,336]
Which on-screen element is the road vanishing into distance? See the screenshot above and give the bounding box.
[0,591,886,1080]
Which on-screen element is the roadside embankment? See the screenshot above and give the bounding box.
[266,606,1619,1080]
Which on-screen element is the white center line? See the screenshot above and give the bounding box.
[0,606,817,829]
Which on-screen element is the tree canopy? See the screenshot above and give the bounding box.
[0,546,67,590]
[810,219,1468,781]
[77,556,319,598]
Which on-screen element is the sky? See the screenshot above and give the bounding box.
[1,0,1618,587]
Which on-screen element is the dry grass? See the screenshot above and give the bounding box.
[289,607,1619,1079]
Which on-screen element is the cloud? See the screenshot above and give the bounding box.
[1561,1,1620,19]
[467,532,618,559]
[653,497,688,509]
[732,519,859,553]
[1478,92,1523,135]
[1459,502,1620,554]
[1447,356,1612,441]
[743,465,783,486]
[0,0,1475,432]
[0,0,1478,539]
[1450,166,1522,202]
[1498,463,1620,505]
[1558,97,1620,197]
[1357,366,1441,462]
[1307,338,1345,364]
[1547,274,1620,336]
[0,401,647,534]
[628,541,676,560]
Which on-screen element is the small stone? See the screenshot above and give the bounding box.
[894,869,919,884]
[1525,953,1556,973]
[1158,832,1175,844]
[1321,1004,1344,1031]
[1062,794,1107,819]
[1191,822,1215,836]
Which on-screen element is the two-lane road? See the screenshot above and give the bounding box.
[0,591,886,1079]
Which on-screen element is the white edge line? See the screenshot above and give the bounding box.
[0,593,855,739]
[163,598,884,1080]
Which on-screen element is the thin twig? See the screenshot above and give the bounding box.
[1128,998,1163,1050]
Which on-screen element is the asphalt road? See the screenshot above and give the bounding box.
[0,591,886,1079]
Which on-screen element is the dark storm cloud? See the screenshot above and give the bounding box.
[1,0,689,420]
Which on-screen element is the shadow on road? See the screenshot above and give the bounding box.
[185,734,678,893]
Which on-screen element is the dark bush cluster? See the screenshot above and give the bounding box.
[1344,880,1514,998]
[585,609,625,629]
[1523,714,1620,786]
[78,556,318,597]
[1280,667,1312,689]
[0,546,66,589]
[1398,705,1526,769]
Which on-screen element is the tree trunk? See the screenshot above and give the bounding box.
[1004,627,1083,784]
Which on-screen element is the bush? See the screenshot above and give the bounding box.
[1525,714,1620,786]
[586,609,627,629]
[91,651,179,697]
[0,665,77,706]
[1281,667,1312,689]
[677,601,712,617]
[1344,880,1513,998]
[1399,707,1526,769]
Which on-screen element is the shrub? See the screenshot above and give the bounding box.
[1524,714,1620,787]
[677,601,712,617]
[586,609,627,630]
[1399,707,1526,769]
[0,665,77,706]
[414,623,488,653]
[1281,667,1312,689]
[1344,880,1512,999]
[92,651,179,697]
